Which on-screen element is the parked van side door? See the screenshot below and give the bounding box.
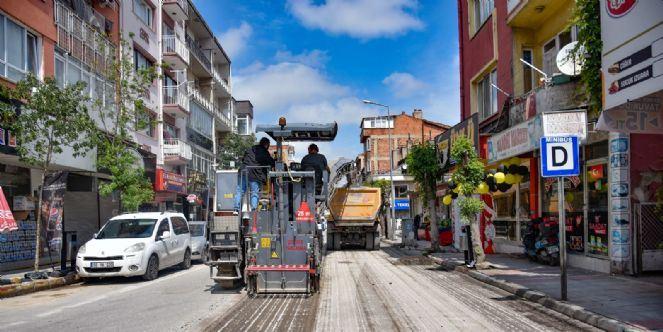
[155,218,175,267]
[170,216,190,262]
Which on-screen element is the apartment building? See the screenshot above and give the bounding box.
[122,0,234,220]
[234,99,254,136]
[0,0,121,271]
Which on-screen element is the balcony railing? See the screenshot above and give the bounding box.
[162,35,189,64]
[190,87,233,129]
[163,84,189,111]
[185,35,212,74]
[212,68,231,95]
[164,139,193,161]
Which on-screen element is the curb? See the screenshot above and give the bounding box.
[427,255,642,332]
[0,274,80,299]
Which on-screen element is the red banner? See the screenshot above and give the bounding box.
[155,168,187,195]
[0,186,18,233]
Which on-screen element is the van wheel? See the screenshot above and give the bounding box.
[143,255,159,281]
[180,249,192,269]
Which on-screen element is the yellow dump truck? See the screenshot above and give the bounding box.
[326,187,381,250]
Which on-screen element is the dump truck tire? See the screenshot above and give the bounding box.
[373,232,380,250]
[365,232,374,250]
[326,232,334,251]
[333,233,341,251]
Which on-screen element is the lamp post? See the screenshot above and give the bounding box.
[363,99,396,240]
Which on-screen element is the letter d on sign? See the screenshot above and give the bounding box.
[552,146,568,166]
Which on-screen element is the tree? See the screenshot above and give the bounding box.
[405,142,442,251]
[365,179,392,234]
[217,132,256,169]
[0,75,94,271]
[90,36,158,212]
[572,0,602,118]
[449,136,487,267]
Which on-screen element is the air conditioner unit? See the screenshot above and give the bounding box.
[96,0,115,9]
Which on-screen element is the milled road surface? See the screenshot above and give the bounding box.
[0,264,242,332]
[314,244,600,331]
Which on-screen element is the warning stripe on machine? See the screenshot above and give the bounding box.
[246,264,312,272]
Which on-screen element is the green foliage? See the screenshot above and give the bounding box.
[217,132,256,169]
[0,74,94,169]
[405,142,442,201]
[365,179,392,205]
[450,136,484,195]
[90,38,158,211]
[449,136,485,223]
[573,0,602,118]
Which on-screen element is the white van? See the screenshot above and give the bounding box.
[76,212,192,280]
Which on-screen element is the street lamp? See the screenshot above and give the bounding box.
[363,99,397,241]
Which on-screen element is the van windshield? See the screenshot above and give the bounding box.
[97,219,158,239]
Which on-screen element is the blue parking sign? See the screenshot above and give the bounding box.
[540,136,580,178]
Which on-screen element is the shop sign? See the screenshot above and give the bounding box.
[155,169,187,195]
[435,113,479,169]
[42,172,68,253]
[542,110,587,141]
[509,93,536,127]
[0,186,17,233]
[597,91,663,133]
[601,0,663,111]
[154,192,177,203]
[394,199,410,211]
[487,115,542,164]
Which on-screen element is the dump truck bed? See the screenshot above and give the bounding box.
[328,187,381,225]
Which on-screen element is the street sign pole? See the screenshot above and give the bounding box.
[558,177,567,301]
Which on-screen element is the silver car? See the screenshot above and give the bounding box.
[187,221,207,262]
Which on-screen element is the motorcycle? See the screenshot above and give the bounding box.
[536,218,560,266]
[522,218,541,262]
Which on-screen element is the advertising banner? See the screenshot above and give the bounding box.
[487,115,542,164]
[0,186,17,233]
[394,199,410,211]
[155,168,187,195]
[41,172,68,253]
[435,113,479,170]
[600,0,663,134]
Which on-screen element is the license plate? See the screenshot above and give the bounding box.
[91,261,114,268]
[547,247,559,253]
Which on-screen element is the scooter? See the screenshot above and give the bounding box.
[522,218,541,262]
[535,218,560,266]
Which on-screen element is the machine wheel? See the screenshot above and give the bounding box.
[333,233,341,251]
[373,232,380,250]
[365,232,374,250]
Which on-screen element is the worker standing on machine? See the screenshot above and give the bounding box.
[233,137,275,215]
[301,143,329,195]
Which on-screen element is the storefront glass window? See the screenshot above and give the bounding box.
[587,163,609,256]
[542,174,585,253]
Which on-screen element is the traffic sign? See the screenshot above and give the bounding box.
[540,136,580,177]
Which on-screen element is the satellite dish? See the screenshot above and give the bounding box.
[556,41,584,76]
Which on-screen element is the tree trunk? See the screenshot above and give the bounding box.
[33,170,45,272]
[470,217,486,266]
[428,197,440,252]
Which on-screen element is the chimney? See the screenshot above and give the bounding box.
[413,109,423,119]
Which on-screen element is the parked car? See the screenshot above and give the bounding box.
[76,212,192,281]
[187,221,207,262]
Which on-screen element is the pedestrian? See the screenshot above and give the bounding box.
[413,214,421,241]
[233,137,275,215]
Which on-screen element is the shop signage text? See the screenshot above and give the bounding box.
[542,110,587,140]
[487,115,542,163]
[394,199,410,211]
[435,113,479,169]
[155,169,187,195]
[540,136,580,178]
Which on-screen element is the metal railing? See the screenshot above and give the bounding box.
[185,35,212,73]
[163,0,189,16]
[163,84,189,111]
[162,35,189,64]
[212,68,231,94]
[163,138,193,160]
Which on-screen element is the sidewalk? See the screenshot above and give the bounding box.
[0,266,80,298]
[427,251,663,331]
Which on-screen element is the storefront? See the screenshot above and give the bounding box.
[154,168,188,213]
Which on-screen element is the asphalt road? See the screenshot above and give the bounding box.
[2,243,601,332]
[0,263,243,332]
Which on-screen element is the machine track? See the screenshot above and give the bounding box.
[203,293,319,332]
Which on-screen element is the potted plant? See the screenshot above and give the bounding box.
[438,218,453,246]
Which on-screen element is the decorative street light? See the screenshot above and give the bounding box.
[363,99,397,241]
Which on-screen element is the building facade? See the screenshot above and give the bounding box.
[0,0,237,270]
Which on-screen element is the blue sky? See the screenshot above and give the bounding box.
[193,0,460,161]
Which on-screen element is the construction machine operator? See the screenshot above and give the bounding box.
[301,143,329,195]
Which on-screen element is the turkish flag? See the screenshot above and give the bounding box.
[0,186,17,233]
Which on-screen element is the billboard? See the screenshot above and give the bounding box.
[435,113,479,170]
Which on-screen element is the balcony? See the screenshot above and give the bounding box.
[507,0,572,29]
[163,139,192,165]
[163,84,189,118]
[162,35,189,69]
[212,69,231,96]
[163,0,188,21]
[185,35,212,77]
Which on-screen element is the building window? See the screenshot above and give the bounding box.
[235,114,251,135]
[365,139,371,152]
[522,49,534,92]
[55,51,114,107]
[473,0,494,32]
[0,14,40,82]
[477,69,497,120]
[134,0,153,27]
[190,101,213,138]
[395,185,409,198]
[364,117,393,129]
[134,49,153,71]
[136,108,155,138]
[543,27,577,75]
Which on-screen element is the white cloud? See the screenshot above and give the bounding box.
[218,22,253,60]
[382,72,427,98]
[284,97,378,124]
[274,49,330,68]
[287,0,424,39]
[233,62,348,111]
